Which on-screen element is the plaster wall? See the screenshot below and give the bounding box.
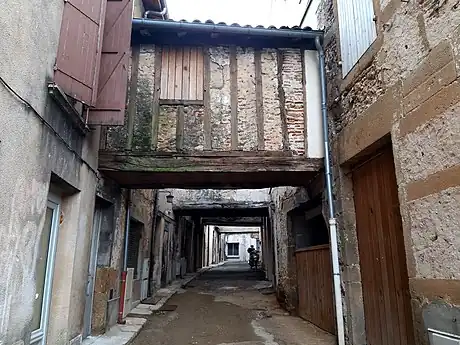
[0,1,106,344]
[225,233,258,262]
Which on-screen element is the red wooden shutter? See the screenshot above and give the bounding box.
[54,0,107,106]
[88,0,133,125]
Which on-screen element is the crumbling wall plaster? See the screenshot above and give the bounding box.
[134,46,156,150]
[210,46,232,150]
[261,49,283,151]
[183,105,205,151]
[157,106,177,152]
[269,186,309,312]
[237,47,258,151]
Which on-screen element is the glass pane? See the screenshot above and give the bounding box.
[31,207,53,331]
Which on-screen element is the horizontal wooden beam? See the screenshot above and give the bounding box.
[99,151,322,173]
[99,151,322,188]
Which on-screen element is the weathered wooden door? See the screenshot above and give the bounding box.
[352,147,414,345]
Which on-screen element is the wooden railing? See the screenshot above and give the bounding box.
[295,244,336,334]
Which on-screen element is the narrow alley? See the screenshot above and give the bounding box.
[2,0,459,344]
[131,262,335,345]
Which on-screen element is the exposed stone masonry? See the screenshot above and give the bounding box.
[261,49,283,151]
[104,44,315,157]
[281,49,305,155]
[236,47,257,151]
[209,46,232,150]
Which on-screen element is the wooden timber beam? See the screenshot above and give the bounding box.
[98,151,323,188]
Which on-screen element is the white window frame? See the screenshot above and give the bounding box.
[30,194,61,345]
[337,0,377,77]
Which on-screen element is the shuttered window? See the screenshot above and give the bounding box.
[337,0,377,76]
[89,0,133,125]
[160,46,204,103]
[54,0,107,106]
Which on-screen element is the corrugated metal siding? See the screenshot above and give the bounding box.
[88,0,133,125]
[337,0,376,76]
[54,0,107,105]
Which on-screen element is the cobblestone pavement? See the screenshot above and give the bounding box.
[130,262,336,345]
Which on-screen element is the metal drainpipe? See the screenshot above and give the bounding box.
[118,190,131,324]
[131,18,323,41]
[315,36,345,345]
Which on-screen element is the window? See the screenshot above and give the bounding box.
[31,196,60,345]
[227,243,239,256]
[160,46,204,103]
[337,0,377,76]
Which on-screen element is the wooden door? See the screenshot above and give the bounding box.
[352,147,414,345]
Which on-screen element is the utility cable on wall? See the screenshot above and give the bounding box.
[0,76,98,177]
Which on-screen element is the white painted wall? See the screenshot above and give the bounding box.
[225,233,258,262]
[304,50,324,158]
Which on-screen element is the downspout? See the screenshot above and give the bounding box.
[118,190,131,324]
[315,36,345,345]
[147,190,160,295]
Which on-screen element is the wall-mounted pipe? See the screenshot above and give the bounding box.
[315,36,345,345]
[118,190,131,324]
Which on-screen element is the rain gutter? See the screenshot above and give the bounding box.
[131,18,323,41]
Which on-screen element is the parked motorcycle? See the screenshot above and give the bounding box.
[249,250,260,269]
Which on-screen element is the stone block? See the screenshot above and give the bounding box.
[400,81,460,136]
[409,186,460,279]
[338,82,401,164]
[398,102,460,183]
[402,40,454,96]
[404,61,457,113]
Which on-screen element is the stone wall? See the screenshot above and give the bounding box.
[95,178,156,332]
[268,186,310,313]
[103,45,314,156]
[317,0,460,343]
